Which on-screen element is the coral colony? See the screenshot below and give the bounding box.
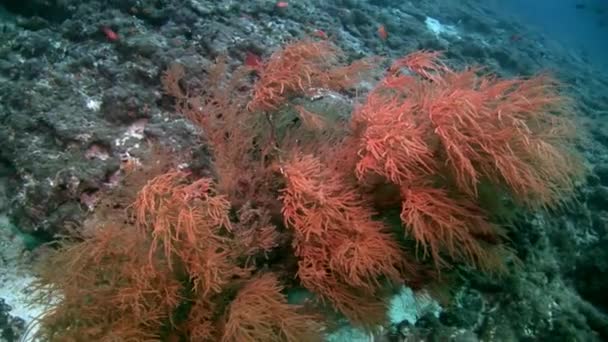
[31,40,582,341]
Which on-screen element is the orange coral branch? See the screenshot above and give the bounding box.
[221,273,323,342]
[248,40,373,112]
[400,187,506,272]
[353,49,582,272]
[280,153,414,325]
[131,171,248,296]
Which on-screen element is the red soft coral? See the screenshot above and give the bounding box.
[221,273,323,342]
[248,40,373,112]
[353,50,582,270]
[401,186,508,272]
[352,91,436,187]
[280,153,414,326]
[132,171,249,296]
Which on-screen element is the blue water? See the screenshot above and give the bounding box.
[486,0,608,71]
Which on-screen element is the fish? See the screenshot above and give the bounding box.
[313,29,328,39]
[245,51,263,70]
[377,24,388,40]
[510,34,522,42]
[101,26,119,41]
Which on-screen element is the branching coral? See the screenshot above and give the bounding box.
[162,59,274,209]
[33,170,308,341]
[222,273,324,342]
[32,225,182,341]
[132,171,247,297]
[280,153,414,326]
[376,51,581,205]
[401,186,508,272]
[32,39,584,341]
[352,50,582,270]
[248,40,374,112]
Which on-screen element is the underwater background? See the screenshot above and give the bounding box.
[0,0,606,341]
[486,0,608,72]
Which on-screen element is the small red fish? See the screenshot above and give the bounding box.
[276,1,288,8]
[377,24,388,40]
[245,51,263,70]
[101,26,119,41]
[313,29,328,39]
[510,34,522,42]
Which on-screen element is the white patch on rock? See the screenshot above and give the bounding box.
[0,216,47,341]
[425,17,460,39]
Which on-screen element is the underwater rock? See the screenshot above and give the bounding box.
[589,186,608,210]
[0,299,25,342]
[593,164,608,187]
[0,0,607,341]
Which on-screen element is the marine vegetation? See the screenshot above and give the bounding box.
[30,39,583,341]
